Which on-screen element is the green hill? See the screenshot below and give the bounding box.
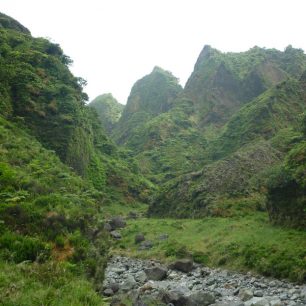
[89,93,124,133]
[0,13,151,305]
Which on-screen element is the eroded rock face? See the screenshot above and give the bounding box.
[103,256,306,306]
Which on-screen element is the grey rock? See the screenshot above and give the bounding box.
[279,293,287,300]
[103,288,114,296]
[206,278,216,286]
[213,303,244,306]
[269,299,283,306]
[233,288,240,296]
[138,240,153,250]
[290,293,300,300]
[109,216,126,229]
[244,297,269,306]
[109,282,120,293]
[135,233,145,244]
[188,291,216,306]
[145,266,168,281]
[160,290,189,306]
[239,288,254,301]
[135,271,147,283]
[300,288,306,299]
[171,259,194,273]
[120,275,137,291]
[110,230,122,240]
[254,290,264,297]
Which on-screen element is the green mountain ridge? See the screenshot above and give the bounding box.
[105,45,306,225]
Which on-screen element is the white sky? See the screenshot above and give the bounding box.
[1,0,305,104]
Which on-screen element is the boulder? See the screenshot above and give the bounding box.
[120,275,137,291]
[238,288,254,301]
[170,259,194,273]
[109,282,120,293]
[103,288,114,297]
[269,300,283,306]
[135,271,147,283]
[109,216,126,229]
[110,231,122,240]
[213,303,244,306]
[145,266,168,281]
[160,290,189,306]
[188,291,215,306]
[135,233,145,244]
[138,240,153,250]
[244,297,270,306]
[254,290,264,297]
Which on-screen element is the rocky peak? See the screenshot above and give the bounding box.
[120,66,182,120]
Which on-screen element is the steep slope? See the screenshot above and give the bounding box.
[113,66,183,145]
[184,45,305,127]
[109,45,306,185]
[0,116,109,304]
[0,13,151,304]
[89,93,124,133]
[149,75,306,218]
[0,16,152,204]
[266,84,306,230]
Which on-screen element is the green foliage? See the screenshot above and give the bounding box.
[266,140,306,229]
[89,93,124,133]
[209,79,306,160]
[114,215,306,282]
[0,261,107,306]
[0,231,50,263]
[113,66,183,145]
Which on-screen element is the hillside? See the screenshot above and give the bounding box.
[0,13,150,305]
[87,44,306,225]
[112,66,183,146]
[89,93,124,134]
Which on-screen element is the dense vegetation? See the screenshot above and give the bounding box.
[0,13,150,305]
[116,45,305,224]
[89,93,124,134]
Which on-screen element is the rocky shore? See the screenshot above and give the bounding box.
[103,256,306,306]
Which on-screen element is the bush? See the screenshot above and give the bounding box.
[0,231,50,263]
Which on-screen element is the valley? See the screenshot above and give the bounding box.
[0,11,305,306]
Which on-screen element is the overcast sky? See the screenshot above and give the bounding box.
[1,0,305,104]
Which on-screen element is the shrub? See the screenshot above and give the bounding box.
[0,231,50,263]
